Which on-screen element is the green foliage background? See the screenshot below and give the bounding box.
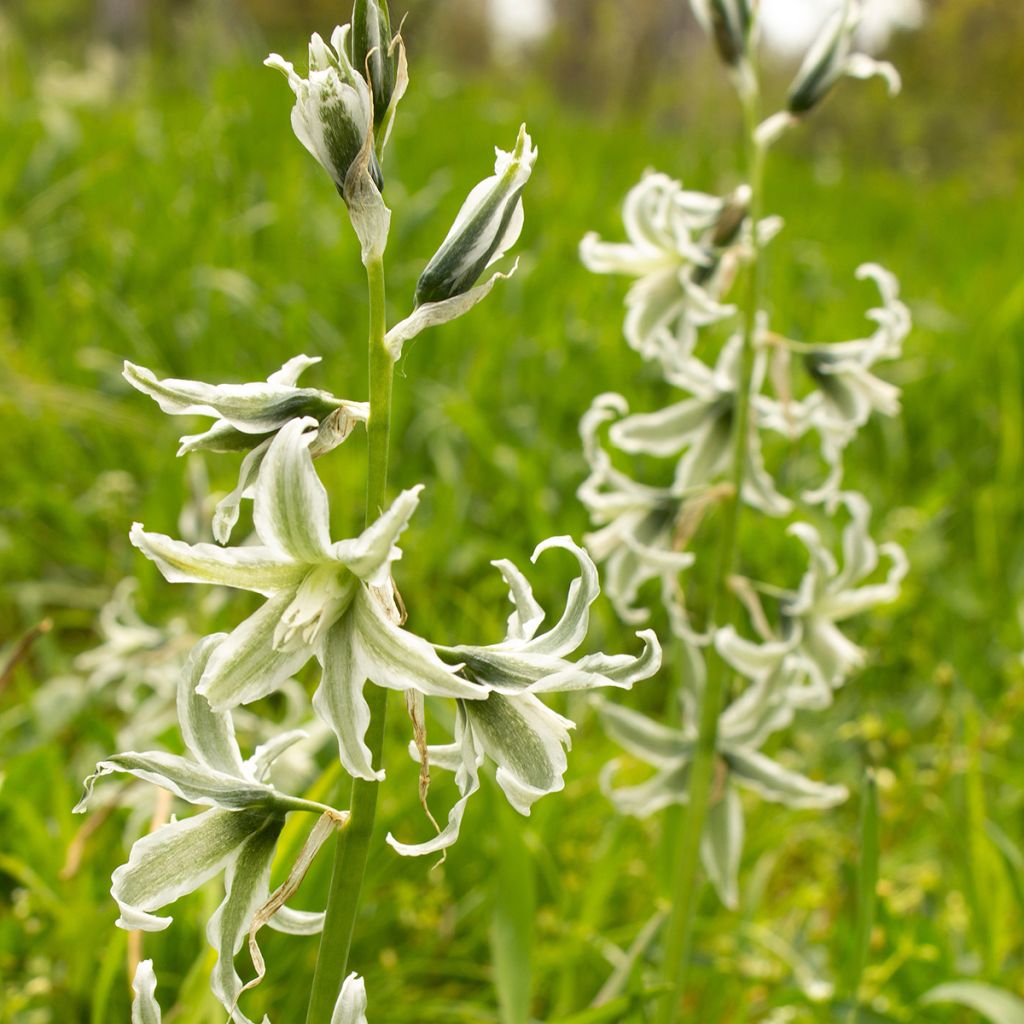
[1,1,1023,1021]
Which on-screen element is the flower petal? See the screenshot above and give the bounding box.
[76,751,279,813]
[333,486,424,585]
[354,589,483,699]
[131,961,162,1024]
[465,692,573,815]
[313,613,382,782]
[177,635,246,777]
[130,524,305,596]
[253,418,332,561]
[594,698,691,767]
[727,747,848,809]
[111,808,267,931]
[700,784,744,910]
[386,702,482,857]
[332,973,369,1024]
[521,536,600,658]
[208,817,284,1024]
[198,590,314,710]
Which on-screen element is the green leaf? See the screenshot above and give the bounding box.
[922,982,1024,1024]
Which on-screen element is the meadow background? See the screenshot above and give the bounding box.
[2,0,1023,1021]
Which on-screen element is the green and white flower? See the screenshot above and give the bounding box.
[783,491,907,693]
[265,25,383,197]
[410,123,536,303]
[605,334,793,516]
[124,356,369,543]
[782,264,910,494]
[130,417,484,782]
[387,537,662,856]
[599,634,846,907]
[722,491,907,702]
[787,0,901,114]
[580,174,779,375]
[757,0,901,146]
[578,393,695,624]
[77,635,338,1023]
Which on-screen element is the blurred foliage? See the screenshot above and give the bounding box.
[1,1,1023,1022]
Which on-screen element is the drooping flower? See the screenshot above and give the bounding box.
[130,417,486,782]
[784,264,910,494]
[123,356,368,542]
[784,491,907,693]
[580,173,779,375]
[604,333,794,517]
[387,538,661,855]
[76,636,339,1024]
[578,393,695,624]
[756,0,902,146]
[599,634,846,907]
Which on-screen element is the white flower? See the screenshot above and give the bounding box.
[387,538,661,856]
[605,333,793,517]
[123,356,369,543]
[578,393,695,624]
[333,972,369,1024]
[791,263,910,491]
[599,634,846,907]
[784,491,908,694]
[77,636,336,1024]
[129,417,485,783]
[265,26,382,197]
[580,173,745,374]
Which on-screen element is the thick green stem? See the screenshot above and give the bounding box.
[306,256,394,1023]
[654,74,766,1024]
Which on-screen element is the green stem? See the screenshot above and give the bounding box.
[306,256,394,1023]
[654,72,766,1024]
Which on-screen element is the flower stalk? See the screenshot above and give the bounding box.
[654,66,766,1024]
[307,254,393,1024]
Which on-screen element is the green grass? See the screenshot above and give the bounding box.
[2,13,1024,1024]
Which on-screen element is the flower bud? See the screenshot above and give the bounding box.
[265,25,384,199]
[415,125,538,307]
[787,2,901,115]
[691,0,753,68]
[351,0,397,132]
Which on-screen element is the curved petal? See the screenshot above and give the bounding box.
[333,486,424,585]
[111,808,266,931]
[253,418,332,561]
[130,524,304,596]
[177,635,246,777]
[132,961,162,1024]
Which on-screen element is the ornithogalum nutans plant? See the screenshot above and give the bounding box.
[577,0,909,1020]
[73,4,661,1021]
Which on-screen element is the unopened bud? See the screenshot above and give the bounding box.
[691,0,753,68]
[415,125,537,306]
[266,25,384,200]
[787,2,901,116]
[351,0,397,132]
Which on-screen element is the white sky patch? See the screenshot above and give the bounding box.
[760,0,924,56]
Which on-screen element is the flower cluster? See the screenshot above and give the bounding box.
[75,5,658,1019]
[578,4,910,910]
